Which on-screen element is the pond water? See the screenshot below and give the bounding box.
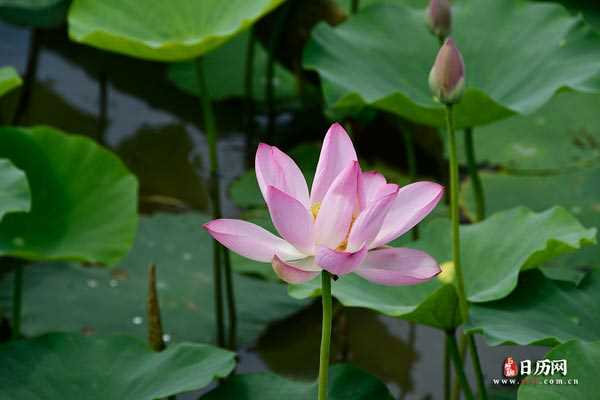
[1,22,546,399]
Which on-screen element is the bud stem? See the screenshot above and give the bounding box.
[446,106,488,400]
[464,128,486,221]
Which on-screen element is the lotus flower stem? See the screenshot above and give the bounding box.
[222,247,237,350]
[11,264,23,340]
[318,271,333,400]
[244,27,257,163]
[351,0,360,14]
[195,57,228,348]
[446,330,474,400]
[464,128,485,221]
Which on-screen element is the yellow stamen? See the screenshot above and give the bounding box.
[311,202,321,220]
[437,261,455,284]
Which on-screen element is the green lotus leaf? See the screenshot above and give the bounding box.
[461,169,600,276]
[518,340,600,400]
[168,30,297,102]
[0,333,235,400]
[456,92,600,173]
[0,66,21,98]
[290,207,596,329]
[466,270,600,346]
[0,0,69,28]
[67,0,287,61]
[0,126,138,265]
[304,0,600,128]
[0,213,307,345]
[0,159,30,221]
[203,364,394,400]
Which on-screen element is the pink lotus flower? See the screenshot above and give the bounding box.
[204,124,443,285]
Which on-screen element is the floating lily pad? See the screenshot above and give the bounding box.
[203,364,394,400]
[290,207,595,329]
[0,66,21,98]
[461,169,600,273]
[0,0,69,28]
[0,159,30,221]
[304,0,600,128]
[168,30,297,102]
[456,92,600,173]
[0,213,307,345]
[0,126,138,265]
[0,332,235,400]
[466,270,600,346]
[518,340,600,400]
[68,0,287,61]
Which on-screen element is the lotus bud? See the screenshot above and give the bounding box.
[426,0,451,40]
[429,37,465,105]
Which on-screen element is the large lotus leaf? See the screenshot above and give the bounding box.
[465,270,600,346]
[456,92,600,173]
[461,169,600,273]
[0,126,138,265]
[518,340,600,400]
[0,333,235,400]
[203,364,394,400]
[168,30,297,102]
[304,0,600,128]
[0,66,21,98]
[289,207,595,329]
[67,0,287,62]
[0,213,307,345]
[0,0,69,28]
[0,159,30,221]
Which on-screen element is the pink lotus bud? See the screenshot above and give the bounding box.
[429,37,465,105]
[426,0,451,40]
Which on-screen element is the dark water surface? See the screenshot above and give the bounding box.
[1,23,545,399]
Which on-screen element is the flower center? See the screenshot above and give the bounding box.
[311,202,321,220]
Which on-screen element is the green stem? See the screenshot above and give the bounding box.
[446,330,474,400]
[13,28,40,125]
[447,107,488,400]
[11,265,23,340]
[96,69,108,145]
[196,57,226,348]
[351,0,360,13]
[468,334,488,400]
[445,106,469,323]
[402,126,419,240]
[318,271,333,400]
[223,247,237,350]
[444,335,451,400]
[452,333,469,400]
[464,128,485,222]
[244,27,256,164]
